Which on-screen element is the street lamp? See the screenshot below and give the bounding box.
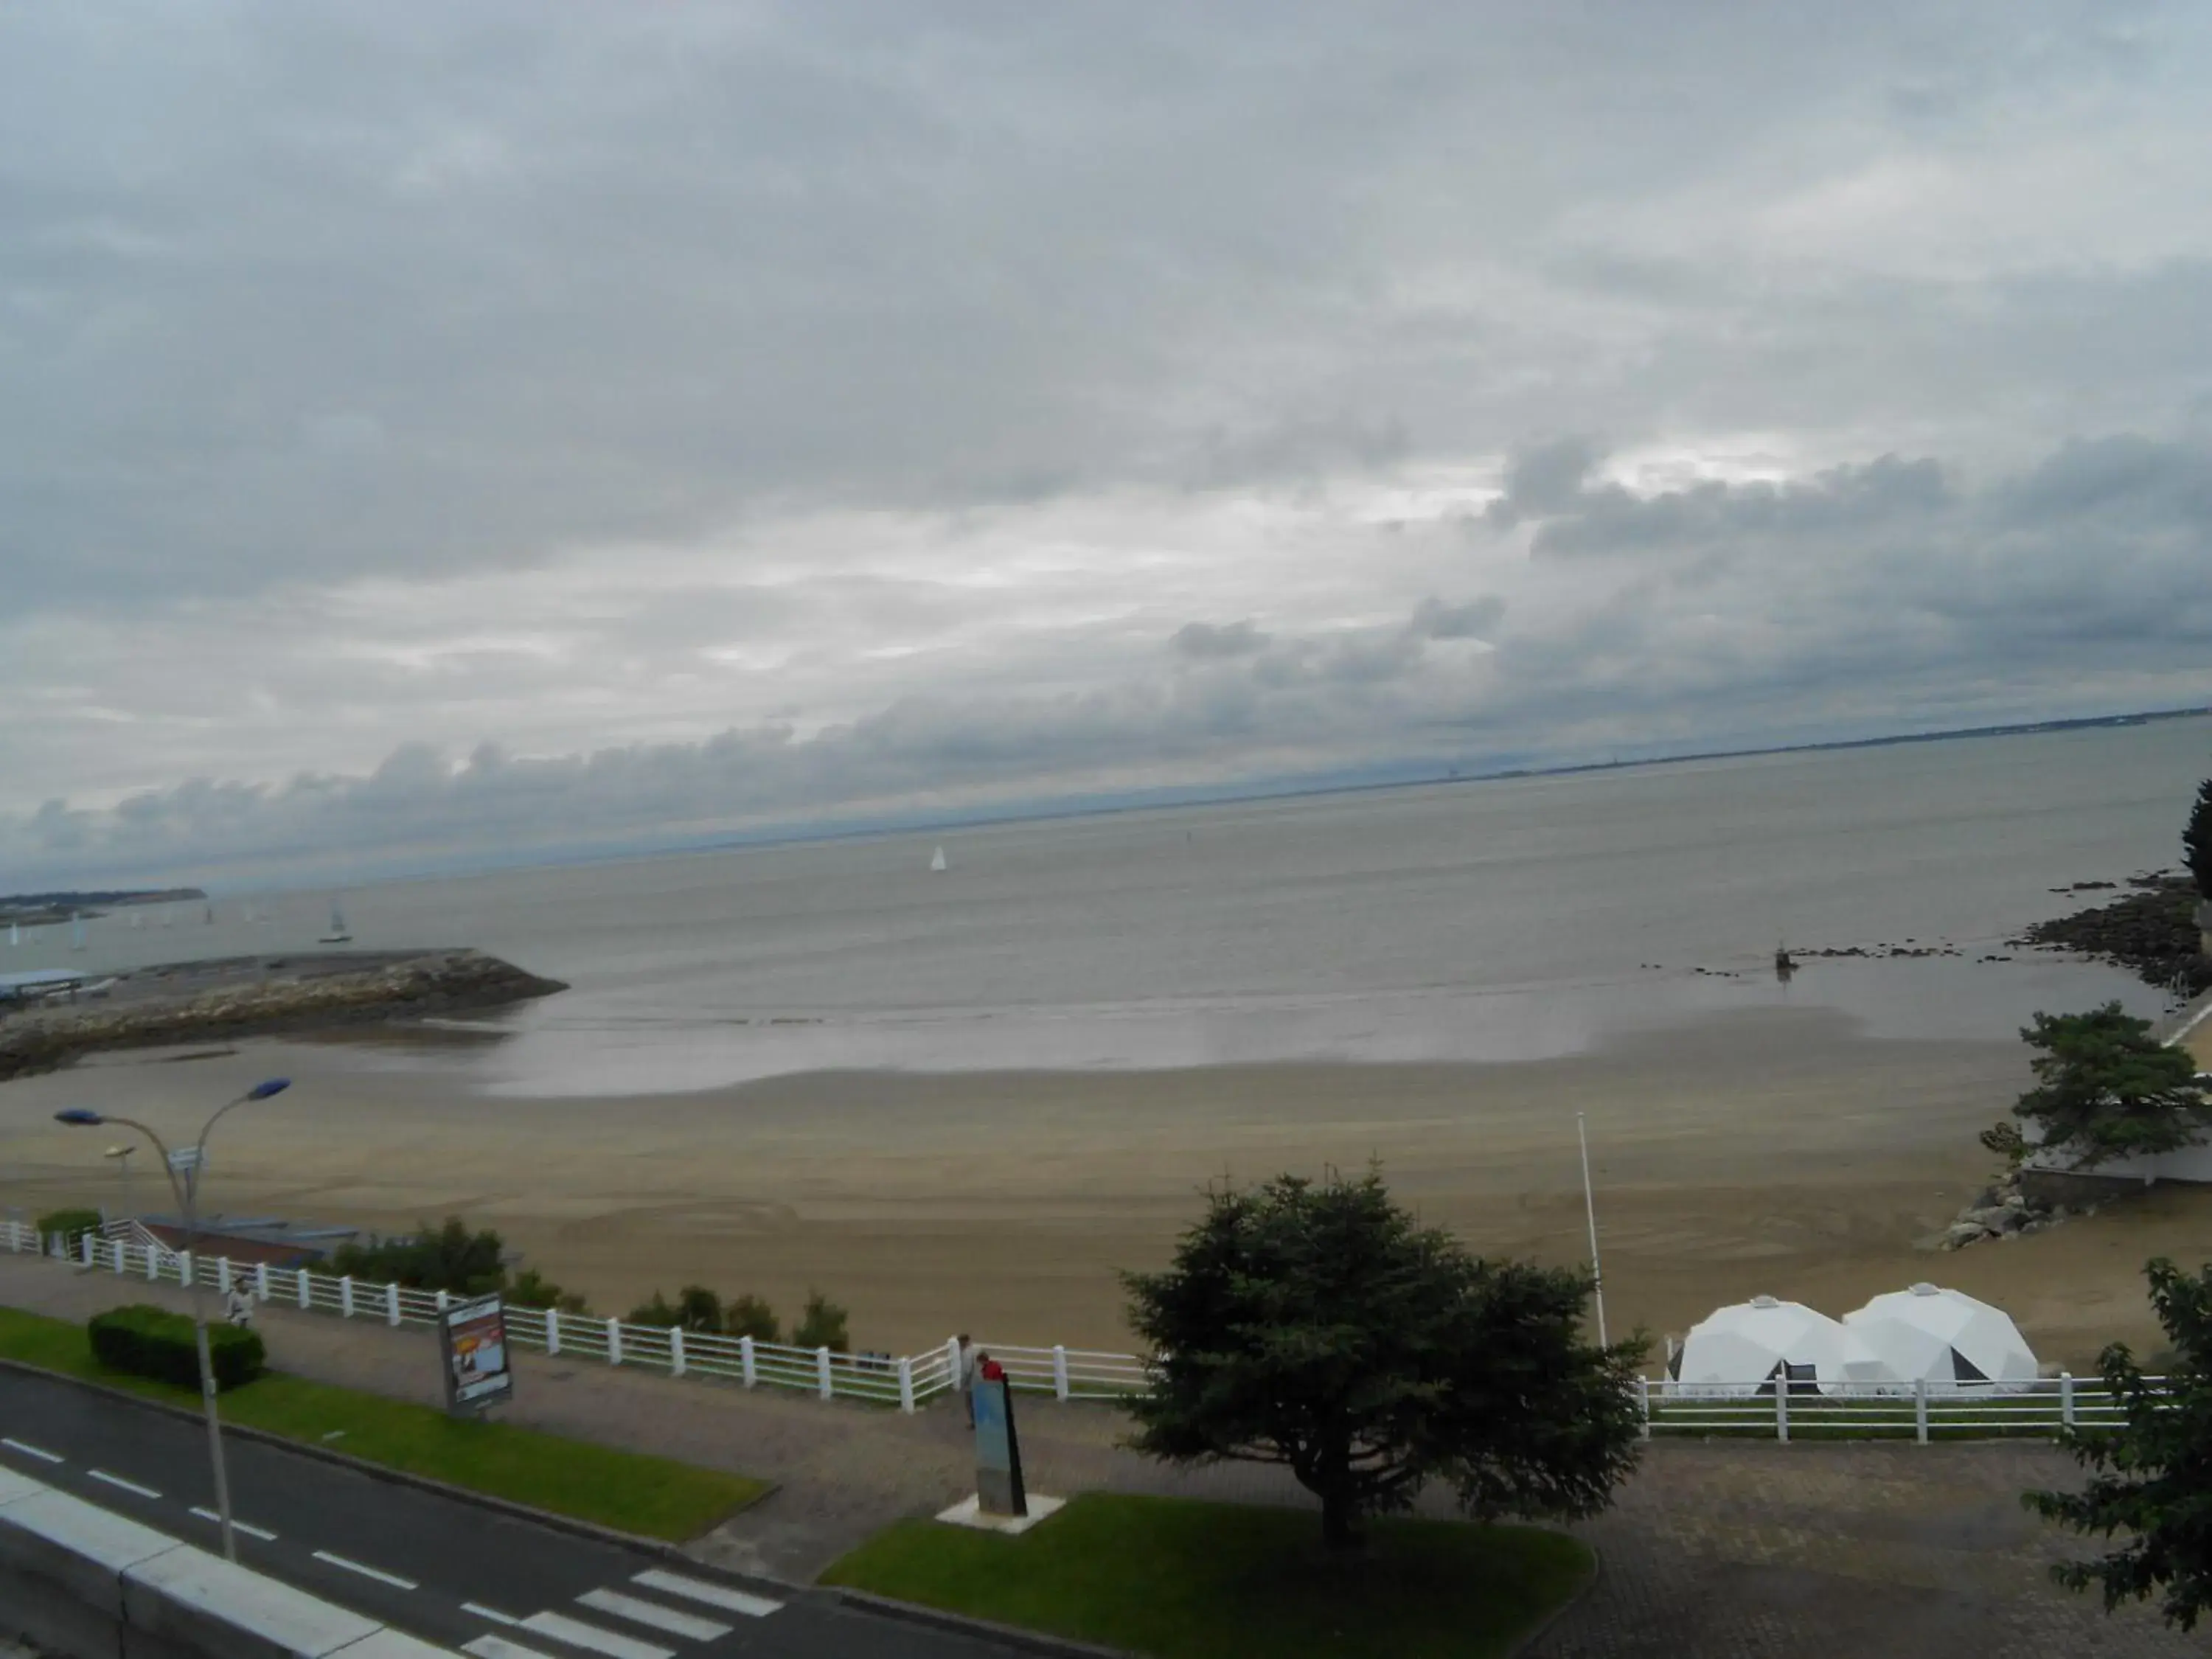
[55,1077,291,1562]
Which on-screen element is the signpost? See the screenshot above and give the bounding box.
[973,1365,1027,1517]
[439,1293,513,1415]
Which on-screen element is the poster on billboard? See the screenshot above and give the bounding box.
[439,1293,513,1413]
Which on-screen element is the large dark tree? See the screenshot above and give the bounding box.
[2030,1258,2212,1630]
[2186,777,2212,903]
[2013,1004,2208,1169]
[1122,1168,1646,1551]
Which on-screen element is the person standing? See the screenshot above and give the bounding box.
[956,1332,978,1427]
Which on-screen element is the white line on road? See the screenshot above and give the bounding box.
[462,1602,522,1626]
[518,1611,674,1659]
[187,1506,277,1542]
[577,1588,731,1641]
[0,1437,62,1464]
[87,1469,161,1500]
[462,1638,558,1659]
[630,1568,782,1618]
[311,1549,418,1590]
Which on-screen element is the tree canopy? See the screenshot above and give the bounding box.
[2030,1258,2212,1630]
[1122,1167,1646,1551]
[2013,1004,2208,1169]
[2186,777,2212,903]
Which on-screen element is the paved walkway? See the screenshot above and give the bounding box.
[3,1256,2199,1657]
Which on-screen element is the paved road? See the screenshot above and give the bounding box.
[0,1368,1015,1659]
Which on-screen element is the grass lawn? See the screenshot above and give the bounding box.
[0,1304,766,1540]
[821,1492,1593,1659]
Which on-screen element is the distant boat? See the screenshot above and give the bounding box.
[319,899,352,945]
[69,912,86,951]
[204,902,215,925]
[7,922,17,947]
[929,844,948,873]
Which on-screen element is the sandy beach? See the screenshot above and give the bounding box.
[6,1002,2208,1370]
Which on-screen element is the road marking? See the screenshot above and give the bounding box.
[462,1602,522,1626]
[517,1611,674,1659]
[462,1640,558,1659]
[188,1507,276,1542]
[87,1469,161,1499]
[0,1437,63,1464]
[311,1549,418,1590]
[577,1588,731,1641]
[630,1568,782,1618]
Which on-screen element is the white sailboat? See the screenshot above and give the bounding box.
[7,921,18,947]
[319,898,352,945]
[929,844,948,873]
[69,911,86,951]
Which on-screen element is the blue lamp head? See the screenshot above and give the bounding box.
[54,1108,103,1127]
[247,1078,291,1101]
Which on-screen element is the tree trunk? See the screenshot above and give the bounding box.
[1319,1481,1361,1552]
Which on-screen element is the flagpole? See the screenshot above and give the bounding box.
[1578,1111,1608,1349]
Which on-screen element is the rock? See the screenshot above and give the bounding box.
[1972,1184,2001,1210]
[1944,1221,1991,1249]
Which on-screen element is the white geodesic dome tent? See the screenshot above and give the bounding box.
[1841,1283,2038,1394]
[1670,1295,1889,1397]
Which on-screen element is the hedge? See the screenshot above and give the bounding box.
[36,1209,102,1251]
[88,1304,265,1392]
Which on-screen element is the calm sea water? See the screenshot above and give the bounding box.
[24,717,2210,1095]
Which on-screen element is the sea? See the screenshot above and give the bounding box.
[18,716,2210,1098]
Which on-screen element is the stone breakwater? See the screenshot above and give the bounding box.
[0,950,566,1082]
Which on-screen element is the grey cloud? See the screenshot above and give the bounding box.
[1409,596,1506,640]
[1171,619,1272,660]
[1485,437,1604,528]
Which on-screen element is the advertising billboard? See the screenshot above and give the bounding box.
[439,1293,513,1413]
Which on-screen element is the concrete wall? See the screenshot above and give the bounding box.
[0,1468,450,1659]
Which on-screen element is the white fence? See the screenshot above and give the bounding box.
[1,1220,2143,1438]
[7,1220,1144,1413]
[1635,1373,2136,1441]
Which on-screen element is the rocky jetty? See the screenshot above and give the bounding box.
[2011,872,2210,998]
[1930,1168,2067,1251]
[0,950,566,1083]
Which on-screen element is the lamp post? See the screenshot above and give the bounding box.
[56,1078,291,1562]
[103,1144,133,1224]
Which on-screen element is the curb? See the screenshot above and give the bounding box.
[0,1353,787,1586]
[1503,1535,1604,1657]
[829,1587,1133,1658]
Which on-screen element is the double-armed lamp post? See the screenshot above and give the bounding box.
[56,1077,291,1562]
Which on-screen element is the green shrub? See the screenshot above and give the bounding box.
[507,1268,588,1315]
[37,1208,103,1251]
[330,1216,504,1295]
[723,1294,780,1343]
[627,1290,682,1328]
[88,1304,264,1392]
[792,1290,850,1353]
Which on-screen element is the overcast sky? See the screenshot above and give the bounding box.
[5,2,2211,886]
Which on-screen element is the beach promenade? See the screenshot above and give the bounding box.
[0,1255,2198,1657]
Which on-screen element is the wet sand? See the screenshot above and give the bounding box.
[4,1004,2209,1368]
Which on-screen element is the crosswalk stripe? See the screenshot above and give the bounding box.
[462,1638,557,1659]
[630,1568,783,1618]
[1,1438,62,1464]
[518,1611,674,1659]
[463,1601,522,1626]
[577,1588,731,1641]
